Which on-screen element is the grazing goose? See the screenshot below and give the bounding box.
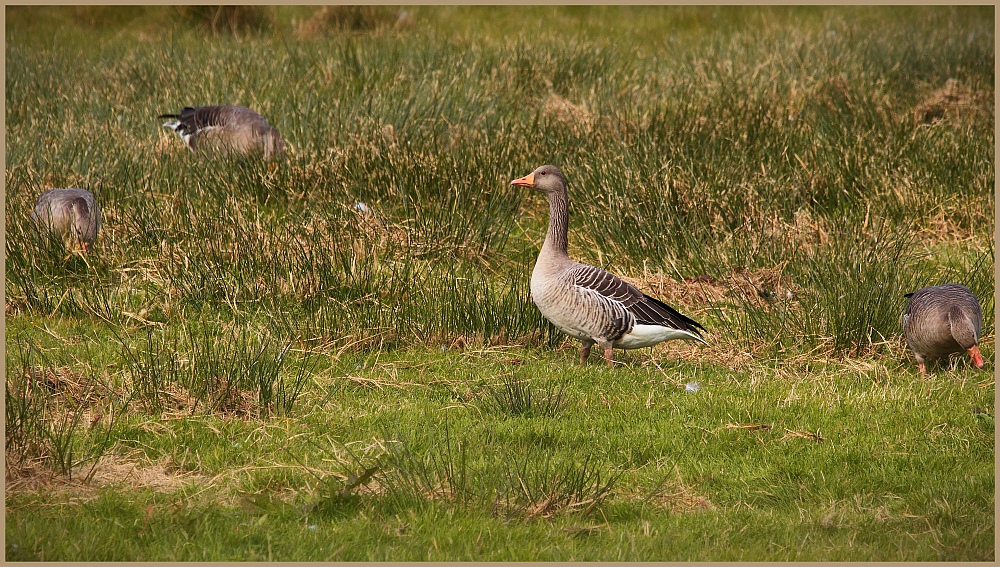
[903,283,985,375]
[158,105,286,159]
[510,165,707,365]
[31,188,101,252]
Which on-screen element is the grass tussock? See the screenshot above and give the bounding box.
[6,341,124,481]
[114,322,314,418]
[480,373,567,419]
[363,428,620,520]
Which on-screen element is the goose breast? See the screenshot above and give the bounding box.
[530,264,633,343]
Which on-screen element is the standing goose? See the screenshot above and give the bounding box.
[511,165,706,365]
[31,188,101,252]
[158,105,286,160]
[903,283,986,375]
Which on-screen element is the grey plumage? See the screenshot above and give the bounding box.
[511,165,705,365]
[31,188,101,251]
[902,283,985,375]
[158,105,286,159]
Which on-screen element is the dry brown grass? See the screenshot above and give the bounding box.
[517,491,606,520]
[912,78,994,125]
[22,365,107,402]
[913,206,994,248]
[781,428,825,442]
[817,496,899,529]
[9,364,120,435]
[631,479,717,514]
[157,382,201,416]
[7,452,206,495]
[295,6,408,38]
[619,265,800,314]
[541,93,595,130]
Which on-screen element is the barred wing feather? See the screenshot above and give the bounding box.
[570,263,705,336]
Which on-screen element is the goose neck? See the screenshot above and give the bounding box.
[541,189,570,258]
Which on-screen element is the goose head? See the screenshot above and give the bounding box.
[511,165,566,195]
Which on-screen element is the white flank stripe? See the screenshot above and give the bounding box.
[613,324,707,349]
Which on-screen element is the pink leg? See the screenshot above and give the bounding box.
[603,347,614,366]
[580,344,592,364]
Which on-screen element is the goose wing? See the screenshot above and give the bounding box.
[569,263,705,336]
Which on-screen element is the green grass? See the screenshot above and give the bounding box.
[5,347,994,560]
[5,5,995,561]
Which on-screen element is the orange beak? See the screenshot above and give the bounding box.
[967,345,985,368]
[510,172,535,188]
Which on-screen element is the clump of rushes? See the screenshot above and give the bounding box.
[495,452,621,520]
[802,218,935,356]
[5,339,121,479]
[708,215,941,357]
[481,373,567,419]
[114,321,313,417]
[375,425,619,519]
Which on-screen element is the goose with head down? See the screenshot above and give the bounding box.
[903,283,986,375]
[510,165,706,365]
[158,105,286,160]
[31,188,101,252]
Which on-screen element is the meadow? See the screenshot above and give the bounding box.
[4,5,995,560]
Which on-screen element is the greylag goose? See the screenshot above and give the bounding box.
[158,105,286,159]
[31,188,101,252]
[903,283,985,375]
[511,165,707,365]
